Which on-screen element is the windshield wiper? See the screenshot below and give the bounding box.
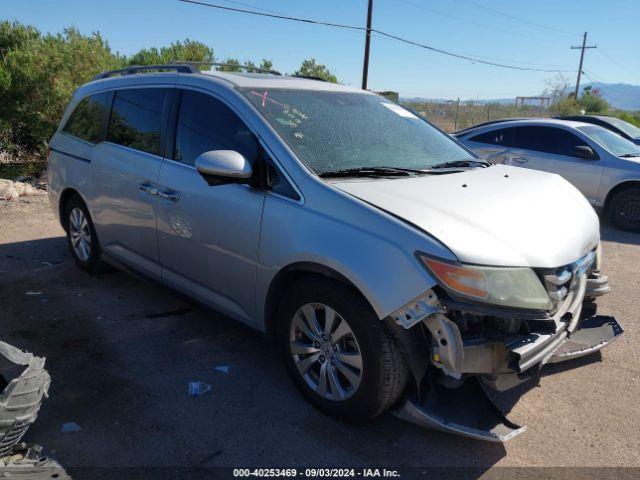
[319,161,491,178]
[429,159,492,169]
[619,153,640,158]
[319,167,418,178]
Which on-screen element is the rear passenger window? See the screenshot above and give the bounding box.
[63,92,112,144]
[469,128,514,147]
[107,88,167,155]
[513,126,586,156]
[174,90,259,166]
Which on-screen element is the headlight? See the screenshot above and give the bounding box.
[417,254,552,310]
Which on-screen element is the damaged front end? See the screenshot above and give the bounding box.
[388,249,623,442]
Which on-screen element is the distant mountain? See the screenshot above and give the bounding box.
[401,83,640,111]
[569,83,640,111]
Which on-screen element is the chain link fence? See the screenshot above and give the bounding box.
[402,100,551,133]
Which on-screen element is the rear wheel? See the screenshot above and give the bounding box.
[607,187,640,232]
[64,195,107,273]
[278,277,408,421]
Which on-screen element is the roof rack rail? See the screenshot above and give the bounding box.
[291,75,328,82]
[453,117,534,134]
[93,64,199,80]
[170,61,282,76]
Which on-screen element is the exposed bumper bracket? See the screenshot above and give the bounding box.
[585,273,611,298]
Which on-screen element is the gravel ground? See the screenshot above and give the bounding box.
[0,196,639,474]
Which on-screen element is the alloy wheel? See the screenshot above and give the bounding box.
[289,303,363,401]
[69,207,92,262]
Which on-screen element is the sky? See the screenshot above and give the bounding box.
[4,0,640,100]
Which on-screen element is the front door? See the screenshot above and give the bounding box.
[503,126,552,172]
[91,87,169,279]
[156,89,265,325]
[507,126,603,203]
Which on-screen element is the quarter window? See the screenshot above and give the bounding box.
[174,90,259,166]
[63,92,112,143]
[469,128,515,147]
[267,161,300,200]
[107,88,167,155]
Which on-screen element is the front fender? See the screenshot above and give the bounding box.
[254,180,455,330]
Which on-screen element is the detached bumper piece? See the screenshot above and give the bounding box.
[394,378,526,442]
[0,341,51,459]
[0,444,70,479]
[549,315,623,364]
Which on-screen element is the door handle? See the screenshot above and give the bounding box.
[139,183,158,196]
[157,190,181,202]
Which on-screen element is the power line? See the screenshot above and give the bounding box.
[452,0,580,37]
[391,0,570,49]
[597,49,639,76]
[581,71,621,103]
[178,0,573,73]
[179,0,364,31]
[219,0,287,16]
[375,30,571,72]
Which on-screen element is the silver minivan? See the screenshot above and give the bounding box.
[48,65,622,442]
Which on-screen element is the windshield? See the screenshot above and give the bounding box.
[578,125,640,157]
[604,117,640,139]
[240,88,475,174]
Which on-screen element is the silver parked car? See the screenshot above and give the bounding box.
[48,65,622,442]
[455,118,640,231]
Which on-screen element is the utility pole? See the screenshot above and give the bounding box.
[361,0,373,90]
[571,32,596,99]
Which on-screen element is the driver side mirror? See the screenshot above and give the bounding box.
[195,150,254,186]
[573,145,598,160]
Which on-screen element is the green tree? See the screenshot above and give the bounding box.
[617,112,640,128]
[217,58,241,72]
[579,85,610,114]
[0,21,123,157]
[259,59,273,72]
[242,59,275,73]
[549,97,581,116]
[293,58,338,83]
[128,39,213,70]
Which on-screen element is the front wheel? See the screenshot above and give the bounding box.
[607,187,640,232]
[278,277,408,421]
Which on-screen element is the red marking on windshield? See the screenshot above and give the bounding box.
[249,90,287,109]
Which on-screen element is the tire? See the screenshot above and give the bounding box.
[64,195,108,273]
[278,276,409,421]
[606,187,640,232]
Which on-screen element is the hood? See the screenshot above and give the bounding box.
[332,164,600,268]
